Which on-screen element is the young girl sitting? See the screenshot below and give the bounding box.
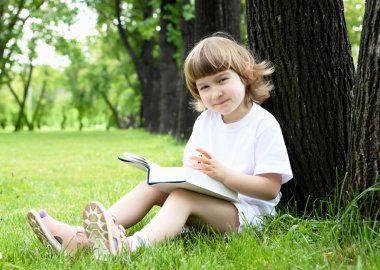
[27,33,292,258]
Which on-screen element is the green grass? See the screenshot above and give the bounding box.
[0,130,379,269]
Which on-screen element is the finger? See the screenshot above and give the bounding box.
[190,164,202,170]
[189,156,203,163]
[195,148,212,159]
[189,156,211,165]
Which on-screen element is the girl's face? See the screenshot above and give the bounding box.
[195,69,250,123]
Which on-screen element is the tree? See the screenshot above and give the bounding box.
[7,38,49,131]
[59,40,92,131]
[348,0,380,214]
[85,0,161,131]
[114,0,159,131]
[246,0,355,213]
[175,0,196,139]
[158,0,180,134]
[0,0,76,131]
[194,0,241,42]
[0,0,42,85]
[7,60,34,131]
[0,0,76,86]
[175,0,241,139]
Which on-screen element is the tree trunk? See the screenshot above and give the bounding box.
[195,0,241,42]
[98,90,123,129]
[30,80,47,131]
[175,0,197,139]
[348,0,380,215]
[141,39,157,132]
[175,0,241,139]
[7,80,31,129]
[14,63,34,132]
[61,108,67,130]
[115,0,156,132]
[246,0,355,213]
[158,0,179,134]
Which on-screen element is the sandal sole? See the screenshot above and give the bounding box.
[27,210,63,253]
[83,202,116,259]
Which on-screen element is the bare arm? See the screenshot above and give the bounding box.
[189,148,281,200]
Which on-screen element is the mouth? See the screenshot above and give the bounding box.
[214,99,229,106]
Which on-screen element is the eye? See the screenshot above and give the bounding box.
[198,85,209,91]
[219,77,228,83]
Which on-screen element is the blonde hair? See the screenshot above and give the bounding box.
[184,34,274,111]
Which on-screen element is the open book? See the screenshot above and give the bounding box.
[118,152,238,202]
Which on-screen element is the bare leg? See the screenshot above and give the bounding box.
[107,181,168,228]
[138,189,239,243]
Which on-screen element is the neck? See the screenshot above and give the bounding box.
[222,102,253,124]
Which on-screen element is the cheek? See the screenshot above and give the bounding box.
[199,92,209,102]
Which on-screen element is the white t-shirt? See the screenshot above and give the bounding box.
[183,103,293,218]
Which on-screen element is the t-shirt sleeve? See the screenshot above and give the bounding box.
[253,122,293,184]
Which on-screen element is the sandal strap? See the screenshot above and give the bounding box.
[111,215,130,253]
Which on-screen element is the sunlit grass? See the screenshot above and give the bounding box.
[0,130,379,269]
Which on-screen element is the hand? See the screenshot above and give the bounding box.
[189,148,228,182]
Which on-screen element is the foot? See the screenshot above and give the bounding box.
[83,201,129,259]
[27,209,89,256]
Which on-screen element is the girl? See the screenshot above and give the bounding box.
[27,34,292,258]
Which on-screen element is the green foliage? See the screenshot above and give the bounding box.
[0,0,367,130]
[182,0,195,21]
[0,130,378,269]
[343,0,365,64]
[0,0,77,82]
[86,0,160,42]
[163,0,182,68]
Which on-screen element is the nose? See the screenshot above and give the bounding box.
[212,89,223,99]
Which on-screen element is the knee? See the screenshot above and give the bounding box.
[137,181,168,206]
[165,189,195,206]
[137,180,149,189]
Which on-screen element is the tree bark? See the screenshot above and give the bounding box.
[195,0,241,42]
[348,0,380,215]
[175,0,241,139]
[14,63,34,131]
[158,0,179,134]
[175,0,197,139]
[98,90,123,129]
[115,0,156,131]
[246,0,355,213]
[30,80,47,131]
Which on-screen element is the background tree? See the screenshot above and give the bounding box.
[8,36,39,131]
[0,0,76,85]
[0,0,76,131]
[348,0,379,214]
[0,0,43,85]
[158,0,180,134]
[246,0,355,213]
[194,0,241,42]
[175,0,195,139]
[86,0,162,131]
[175,0,241,139]
[113,0,159,131]
[59,40,92,131]
[89,22,142,128]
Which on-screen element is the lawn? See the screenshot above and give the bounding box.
[0,130,378,269]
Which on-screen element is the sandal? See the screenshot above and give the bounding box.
[27,209,89,256]
[83,201,129,259]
